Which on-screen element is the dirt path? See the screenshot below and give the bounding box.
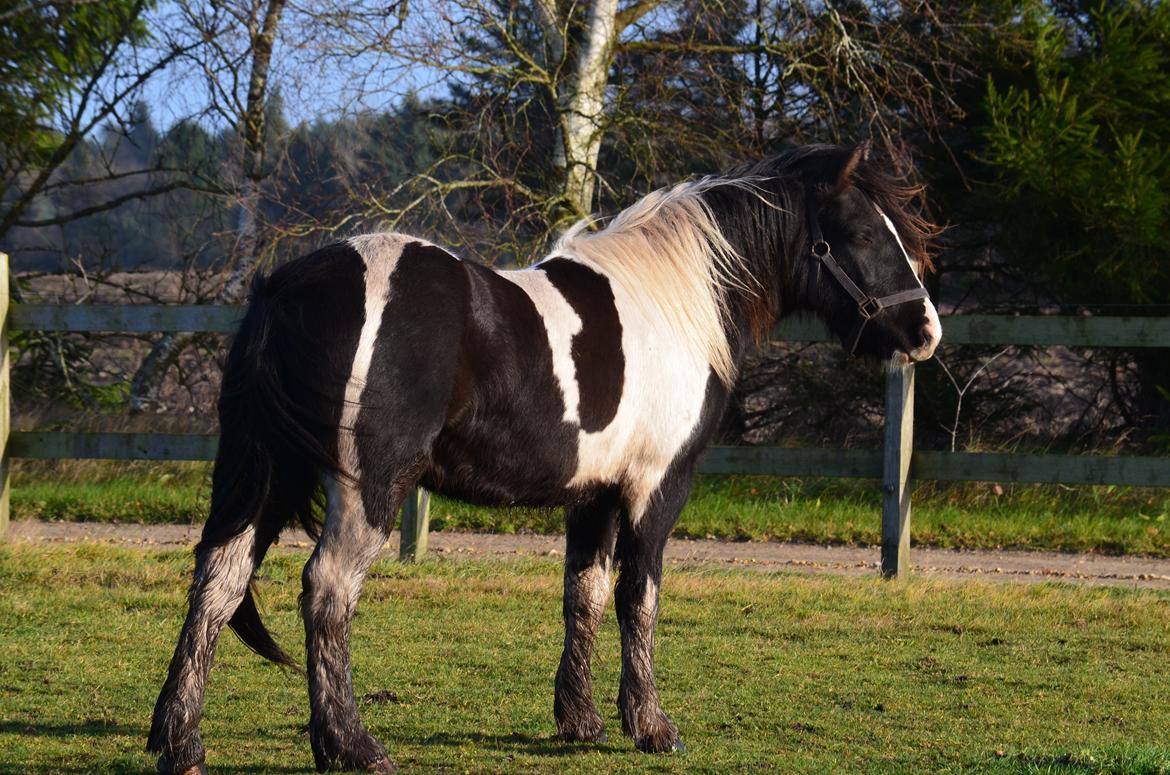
[9,519,1170,589]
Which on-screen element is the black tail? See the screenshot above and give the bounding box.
[200,255,361,668]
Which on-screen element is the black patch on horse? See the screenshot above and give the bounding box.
[421,261,581,507]
[540,258,625,432]
[216,239,367,542]
[356,242,471,525]
[273,242,368,470]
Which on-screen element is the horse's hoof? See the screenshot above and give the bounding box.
[635,735,685,754]
[156,755,207,775]
[556,711,608,744]
[557,728,607,744]
[366,755,397,773]
[632,721,684,754]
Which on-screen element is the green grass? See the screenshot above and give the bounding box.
[12,460,1170,556]
[1,543,1168,774]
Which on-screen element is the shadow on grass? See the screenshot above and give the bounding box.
[0,722,313,775]
[0,719,139,738]
[410,730,627,758]
[0,766,312,775]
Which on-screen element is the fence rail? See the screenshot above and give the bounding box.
[2,252,1168,575]
[11,432,1169,488]
[14,302,1170,346]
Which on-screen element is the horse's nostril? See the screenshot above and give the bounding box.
[918,325,935,349]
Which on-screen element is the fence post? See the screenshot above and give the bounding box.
[398,486,430,562]
[881,364,915,579]
[1,253,9,539]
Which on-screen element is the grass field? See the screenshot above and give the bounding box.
[1,543,1168,774]
[12,460,1170,556]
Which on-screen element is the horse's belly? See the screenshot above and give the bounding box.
[422,411,583,508]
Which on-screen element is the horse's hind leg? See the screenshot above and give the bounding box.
[554,493,620,742]
[615,474,692,754]
[148,528,257,774]
[303,475,405,773]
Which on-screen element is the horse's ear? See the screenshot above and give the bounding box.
[831,140,871,195]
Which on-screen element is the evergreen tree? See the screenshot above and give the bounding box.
[979,0,1170,435]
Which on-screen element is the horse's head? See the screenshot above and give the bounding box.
[801,143,941,364]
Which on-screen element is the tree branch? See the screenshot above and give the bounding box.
[12,181,214,227]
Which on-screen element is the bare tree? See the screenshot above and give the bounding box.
[354,0,670,257]
[128,0,288,411]
[357,1,990,267]
[128,0,407,412]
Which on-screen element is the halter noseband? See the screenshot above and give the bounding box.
[807,196,929,355]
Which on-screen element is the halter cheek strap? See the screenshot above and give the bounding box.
[807,201,929,355]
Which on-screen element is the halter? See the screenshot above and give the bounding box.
[807,196,929,355]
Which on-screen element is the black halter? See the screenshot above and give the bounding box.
[807,198,929,355]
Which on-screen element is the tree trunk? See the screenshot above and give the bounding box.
[557,0,619,220]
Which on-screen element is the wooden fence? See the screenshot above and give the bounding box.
[3,252,1169,576]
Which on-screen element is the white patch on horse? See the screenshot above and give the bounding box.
[194,526,257,618]
[642,577,658,620]
[555,177,759,387]
[498,256,708,519]
[916,299,942,361]
[875,206,942,361]
[875,205,924,288]
[579,555,613,616]
[500,268,584,424]
[560,258,711,523]
[173,526,256,714]
[311,476,389,609]
[339,233,418,483]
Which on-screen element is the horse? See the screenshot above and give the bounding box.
[147,142,942,774]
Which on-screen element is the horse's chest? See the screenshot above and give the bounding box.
[570,328,713,518]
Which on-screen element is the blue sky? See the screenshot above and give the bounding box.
[133,1,452,133]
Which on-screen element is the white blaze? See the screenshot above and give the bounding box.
[875,206,941,361]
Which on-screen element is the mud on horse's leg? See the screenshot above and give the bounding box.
[302,479,398,773]
[614,478,692,754]
[148,529,258,774]
[554,494,620,743]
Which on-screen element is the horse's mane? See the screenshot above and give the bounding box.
[553,176,759,387]
[552,145,939,387]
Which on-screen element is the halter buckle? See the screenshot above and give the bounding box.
[811,240,831,259]
[858,297,881,319]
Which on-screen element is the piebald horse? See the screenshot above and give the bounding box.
[148,143,941,773]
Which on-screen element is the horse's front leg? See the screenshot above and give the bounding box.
[302,479,399,773]
[614,476,692,754]
[554,495,620,742]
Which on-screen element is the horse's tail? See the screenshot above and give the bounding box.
[199,268,343,669]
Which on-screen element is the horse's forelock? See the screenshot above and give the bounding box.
[850,157,940,272]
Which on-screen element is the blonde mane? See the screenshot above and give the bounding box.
[552,178,761,386]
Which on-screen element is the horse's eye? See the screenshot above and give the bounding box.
[853,231,874,246]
